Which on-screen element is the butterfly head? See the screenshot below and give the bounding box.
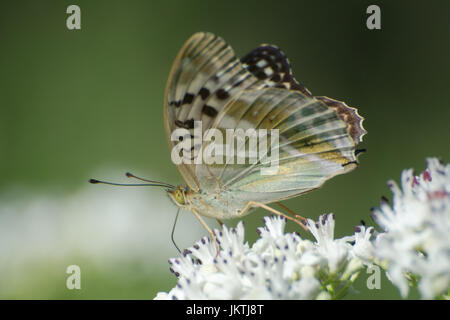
[167,186,188,207]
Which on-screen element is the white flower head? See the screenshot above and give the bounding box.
[351,225,376,264]
[156,214,371,300]
[371,158,450,299]
[306,214,355,274]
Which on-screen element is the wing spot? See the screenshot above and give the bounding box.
[256,59,268,68]
[176,133,195,142]
[255,70,268,79]
[169,100,181,108]
[202,105,219,117]
[199,87,210,100]
[264,67,274,76]
[175,119,195,129]
[247,64,257,73]
[216,88,230,100]
[270,74,281,82]
[182,93,194,105]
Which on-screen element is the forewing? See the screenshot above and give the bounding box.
[164,32,246,190]
[164,33,271,190]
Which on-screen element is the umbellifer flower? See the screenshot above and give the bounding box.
[155,213,373,300]
[371,158,450,299]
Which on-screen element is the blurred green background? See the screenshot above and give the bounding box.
[0,0,449,299]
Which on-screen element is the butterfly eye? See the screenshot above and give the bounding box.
[174,189,185,205]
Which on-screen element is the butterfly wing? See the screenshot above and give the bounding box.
[165,32,267,190]
[193,41,366,202]
[165,32,366,202]
[197,87,365,203]
[240,44,312,96]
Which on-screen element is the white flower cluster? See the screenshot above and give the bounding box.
[155,158,449,300]
[155,214,373,300]
[371,158,450,299]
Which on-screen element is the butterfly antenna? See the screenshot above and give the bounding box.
[171,208,182,254]
[89,178,171,188]
[125,172,176,189]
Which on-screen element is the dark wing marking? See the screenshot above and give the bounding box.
[241,45,312,96]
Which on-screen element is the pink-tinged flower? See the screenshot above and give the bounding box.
[371,158,450,299]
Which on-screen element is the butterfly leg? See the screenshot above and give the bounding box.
[275,202,307,222]
[191,208,220,256]
[240,201,309,232]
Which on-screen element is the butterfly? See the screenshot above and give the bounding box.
[164,32,366,250]
[91,32,366,254]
